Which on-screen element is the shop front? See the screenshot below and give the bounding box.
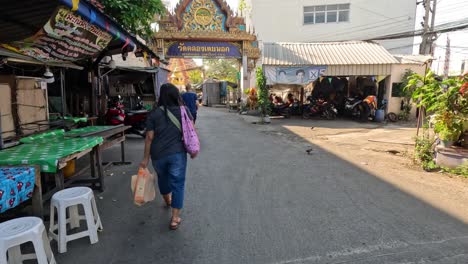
[262,41,399,121]
[0,0,158,219]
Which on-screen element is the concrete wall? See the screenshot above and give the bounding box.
[247,0,416,54]
[386,63,426,118]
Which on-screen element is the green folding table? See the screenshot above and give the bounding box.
[0,136,104,217]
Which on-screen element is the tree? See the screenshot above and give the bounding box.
[205,59,239,84]
[399,69,415,120]
[188,69,203,85]
[256,67,270,118]
[100,0,165,40]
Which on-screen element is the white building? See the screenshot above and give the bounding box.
[246,0,417,54]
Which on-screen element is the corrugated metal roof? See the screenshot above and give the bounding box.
[0,0,57,43]
[263,41,399,66]
[393,54,433,65]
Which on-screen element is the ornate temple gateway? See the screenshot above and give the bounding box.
[153,0,261,91]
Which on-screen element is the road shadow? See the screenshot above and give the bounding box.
[50,108,468,264]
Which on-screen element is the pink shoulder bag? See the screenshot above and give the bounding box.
[163,106,200,156]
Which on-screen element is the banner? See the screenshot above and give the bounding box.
[265,66,327,85]
[2,7,113,62]
[167,42,241,58]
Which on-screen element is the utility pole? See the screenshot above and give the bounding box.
[443,35,451,78]
[419,0,430,54]
[419,0,437,55]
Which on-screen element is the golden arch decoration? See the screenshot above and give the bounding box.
[153,0,260,63]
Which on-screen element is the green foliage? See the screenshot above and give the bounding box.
[100,0,165,40]
[406,71,468,141]
[414,135,468,176]
[205,59,239,84]
[238,0,251,17]
[432,111,464,141]
[398,69,415,120]
[256,67,270,117]
[401,69,415,99]
[414,136,438,171]
[441,162,468,177]
[188,69,203,85]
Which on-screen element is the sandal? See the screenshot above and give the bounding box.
[169,217,182,230]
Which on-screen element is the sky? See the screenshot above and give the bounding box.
[414,0,468,74]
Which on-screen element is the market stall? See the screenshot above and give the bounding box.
[0,125,129,218]
[0,0,160,220]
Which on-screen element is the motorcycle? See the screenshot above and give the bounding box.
[270,103,291,118]
[105,95,148,138]
[303,96,338,120]
[360,95,378,121]
[343,97,365,120]
[289,100,302,116]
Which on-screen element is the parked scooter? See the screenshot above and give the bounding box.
[303,96,338,120]
[105,95,148,138]
[360,95,378,121]
[343,97,365,119]
[270,103,291,118]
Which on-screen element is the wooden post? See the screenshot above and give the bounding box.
[95,147,105,191]
[300,87,304,113]
[90,148,96,178]
[0,110,3,150]
[31,166,43,218]
[54,170,65,191]
[91,70,97,117]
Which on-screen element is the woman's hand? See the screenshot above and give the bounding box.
[190,153,198,159]
[139,158,149,169]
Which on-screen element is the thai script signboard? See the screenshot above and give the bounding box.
[2,7,113,62]
[166,42,241,58]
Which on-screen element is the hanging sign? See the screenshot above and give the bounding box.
[166,42,241,58]
[265,66,328,85]
[2,7,112,62]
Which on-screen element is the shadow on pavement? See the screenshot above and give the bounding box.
[52,108,468,264]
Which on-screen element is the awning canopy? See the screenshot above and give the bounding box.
[263,41,399,76]
[0,47,83,70]
[0,0,158,64]
[115,66,159,73]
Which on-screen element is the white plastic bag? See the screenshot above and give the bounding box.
[131,168,156,206]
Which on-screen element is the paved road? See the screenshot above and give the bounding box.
[57,108,468,264]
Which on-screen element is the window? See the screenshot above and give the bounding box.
[303,3,350,25]
[391,83,403,97]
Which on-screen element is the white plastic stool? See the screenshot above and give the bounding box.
[49,187,103,253]
[0,217,56,264]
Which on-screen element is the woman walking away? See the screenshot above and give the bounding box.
[140,83,195,230]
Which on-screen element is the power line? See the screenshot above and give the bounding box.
[310,16,411,40]
[436,2,468,10]
[352,4,407,21]
[368,18,468,41]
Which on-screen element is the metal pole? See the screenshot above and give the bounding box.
[152,70,159,105]
[60,68,66,116]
